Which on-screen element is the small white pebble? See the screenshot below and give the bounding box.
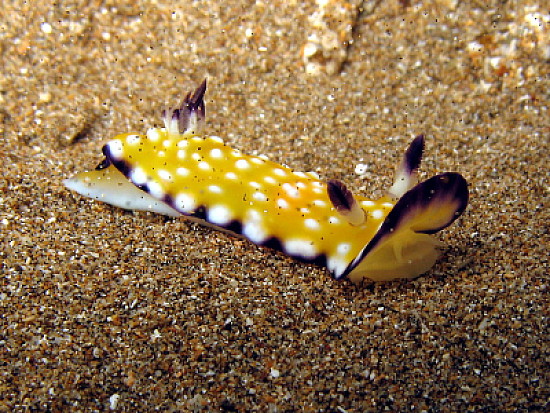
[355,163,368,175]
[38,91,51,103]
[40,22,53,34]
[245,27,254,38]
[109,394,120,410]
[303,42,319,58]
[151,329,162,341]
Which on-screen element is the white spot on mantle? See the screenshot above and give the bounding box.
[175,193,196,213]
[304,218,320,230]
[235,159,250,169]
[107,140,124,159]
[372,209,384,220]
[208,185,222,194]
[284,238,317,258]
[243,210,267,243]
[208,205,233,225]
[130,167,147,186]
[210,148,223,159]
[157,169,172,182]
[126,134,141,145]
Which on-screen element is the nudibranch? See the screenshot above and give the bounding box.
[65,80,468,283]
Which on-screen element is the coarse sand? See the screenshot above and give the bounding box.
[1,1,548,411]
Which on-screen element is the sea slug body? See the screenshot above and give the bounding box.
[65,80,469,283]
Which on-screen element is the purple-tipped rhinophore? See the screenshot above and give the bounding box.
[404,134,425,174]
[387,135,425,198]
[327,179,366,226]
[327,179,355,214]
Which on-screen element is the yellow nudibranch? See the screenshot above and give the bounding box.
[65,80,468,283]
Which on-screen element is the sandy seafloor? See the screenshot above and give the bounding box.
[1,0,548,411]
